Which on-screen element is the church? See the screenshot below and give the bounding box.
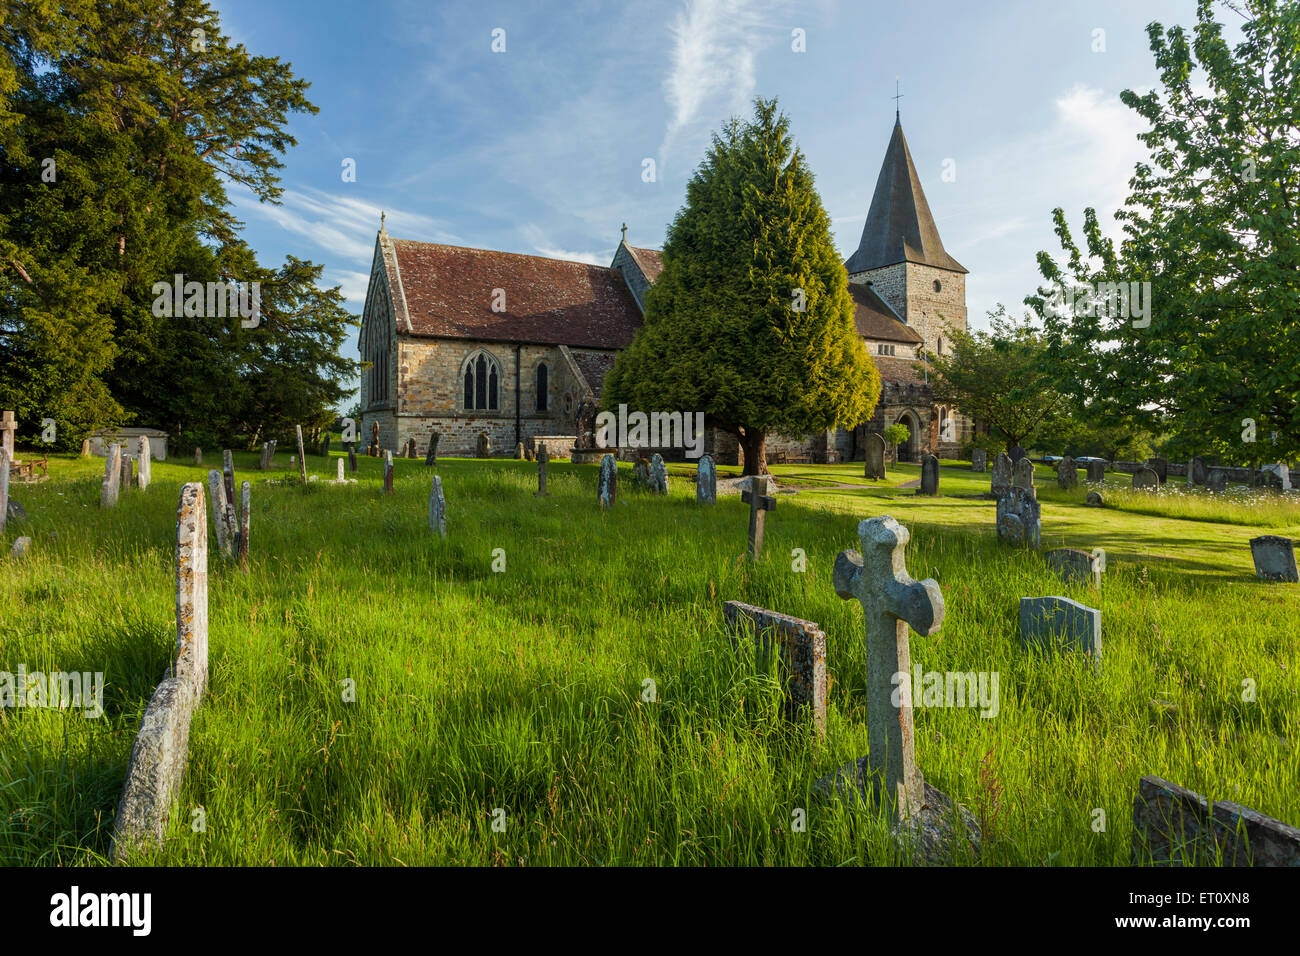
[358,116,973,463]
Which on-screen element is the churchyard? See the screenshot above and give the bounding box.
[1,447,1297,866]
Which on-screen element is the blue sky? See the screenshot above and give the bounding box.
[216,0,1203,404]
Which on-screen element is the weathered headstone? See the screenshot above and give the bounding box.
[1132,775,1300,866]
[996,487,1041,548]
[1146,457,1168,484]
[1056,456,1077,490]
[515,441,525,460]
[429,476,447,536]
[918,454,939,496]
[425,432,440,466]
[405,437,417,459]
[1261,462,1291,491]
[723,601,826,736]
[1187,456,1207,486]
[0,410,14,460]
[175,482,209,694]
[1249,535,1298,583]
[525,447,534,462]
[649,453,668,494]
[221,449,237,522]
[369,422,380,458]
[101,443,122,509]
[1207,468,1228,492]
[383,450,394,495]
[259,442,271,470]
[207,470,234,560]
[320,435,331,457]
[970,448,987,473]
[348,447,357,473]
[598,453,617,508]
[476,431,491,458]
[1085,491,1104,507]
[864,433,886,480]
[741,475,776,560]
[1008,445,1027,464]
[136,435,152,491]
[237,481,250,570]
[80,439,90,457]
[535,445,550,497]
[10,536,31,559]
[820,516,978,859]
[1019,596,1102,664]
[194,447,202,465]
[632,457,650,488]
[990,452,1012,498]
[336,458,345,482]
[696,454,716,504]
[1132,467,1159,490]
[1044,548,1102,589]
[295,425,307,483]
[1086,460,1106,483]
[0,449,9,534]
[120,454,133,491]
[1012,456,1035,495]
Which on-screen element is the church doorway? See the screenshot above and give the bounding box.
[896,412,919,462]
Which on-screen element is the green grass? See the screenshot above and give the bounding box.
[1,453,1297,866]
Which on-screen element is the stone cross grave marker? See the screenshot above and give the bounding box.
[207,470,235,560]
[1019,596,1102,667]
[430,476,447,536]
[598,453,617,508]
[176,482,209,695]
[476,431,491,458]
[1012,456,1035,495]
[649,453,668,494]
[0,410,14,459]
[990,452,1012,498]
[1131,775,1300,866]
[237,481,250,570]
[1146,457,1168,484]
[101,443,122,509]
[996,487,1041,549]
[1008,445,1027,464]
[696,454,716,504]
[425,432,440,466]
[741,475,776,560]
[1249,535,1298,583]
[0,449,9,534]
[971,448,987,473]
[918,454,939,496]
[864,433,886,480]
[295,425,307,483]
[1132,467,1159,490]
[1044,548,1102,589]
[384,451,394,495]
[1086,460,1106,483]
[535,444,551,497]
[137,436,152,491]
[723,600,826,737]
[1056,456,1077,490]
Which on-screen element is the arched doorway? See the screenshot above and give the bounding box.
[896,412,920,462]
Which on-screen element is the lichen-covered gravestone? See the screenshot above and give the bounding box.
[1012,456,1035,495]
[598,454,617,508]
[1086,460,1106,483]
[996,487,1041,549]
[207,470,235,560]
[535,445,551,497]
[476,432,491,459]
[864,433,886,480]
[10,536,31,559]
[1056,457,1076,490]
[1249,536,1298,583]
[741,475,776,560]
[120,454,133,492]
[818,516,980,861]
[221,449,237,521]
[649,453,668,494]
[696,454,716,504]
[971,448,987,473]
[632,457,650,488]
[101,443,122,509]
[137,436,152,491]
[425,432,440,466]
[918,454,939,496]
[429,476,447,536]
[723,601,826,737]
[1044,548,1102,589]
[1019,596,1102,666]
[1132,467,1159,490]
[990,452,1012,498]
[237,481,250,570]
[1131,775,1300,866]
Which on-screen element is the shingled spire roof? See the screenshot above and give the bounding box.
[845,119,967,275]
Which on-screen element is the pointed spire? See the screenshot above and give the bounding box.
[845,119,966,275]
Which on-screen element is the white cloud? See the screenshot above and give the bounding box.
[519,224,613,266]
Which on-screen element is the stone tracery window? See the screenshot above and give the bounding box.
[461,349,501,411]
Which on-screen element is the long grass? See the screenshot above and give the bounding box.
[1,453,1296,865]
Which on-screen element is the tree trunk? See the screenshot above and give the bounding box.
[739,429,769,477]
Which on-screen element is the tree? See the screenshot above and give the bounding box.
[928,307,1070,451]
[603,99,879,475]
[883,422,910,459]
[1029,0,1300,466]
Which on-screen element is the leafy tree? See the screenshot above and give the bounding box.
[883,422,910,458]
[603,99,879,475]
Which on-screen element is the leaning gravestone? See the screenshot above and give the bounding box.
[425,432,440,466]
[1056,457,1077,490]
[1131,775,1300,866]
[476,432,491,459]
[0,449,9,533]
[1146,457,1168,484]
[818,515,979,861]
[207,470,235,560]
[1132,467,1159,490]
[1249,536,1298,583]
[1008,445,1027,464]
[237,481,250,570]
[535,445,550,497]
[101,443,122,509]
[996,487,1041,549]
[741,475,776,561]
[723,601,826,737]
[1044,548,1101,589]
[971,448,987,473]
[1019,596,1102,666]
[1206,468,1228,492]
[649,453,668,494]
[696,454,716,504]
[917,454,939,496]
[598,454,617,508]
[1012,456,1035,495]
[864,433,886,480]
[1086,460,1106,483]
[429,476,447,536]
[990,452,1012,498]
[1187,456,1208,486]
[137,436,152,491]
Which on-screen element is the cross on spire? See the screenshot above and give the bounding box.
[620,222,628,243]
[894,77,903,122]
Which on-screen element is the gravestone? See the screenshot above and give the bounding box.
[820,516,979,860]
[1261,463,1291,491]
[918,454,939,496]
[632,457,650,488]
[1132,467,1159,490]
[696,454,716,504]
[1249,536,1298,583]
[1086,460,1106,483]
[598,454,617,508]
[1131,775,1300,866]
[237,481,250,570]
[864,433,886,480]
[1207,468,1228,492]
[1146,457,1168,484]
[429,476,447,536]
[194,447,202,465]
[723,601,826,736]
[525,447,534,462]
[0,449,8,534]
[515,442,525,461]
[11,536,31,559]
[384,451,394,495]
[1085,491,1104,507]
[1044,548,1102,588]
[1187,456,1207,486]
[476,432,491,458]
[1008,445,1027,464]
[1019,596,1102,664]
[741,475,776,560]
[0,410,14,459]
[996,487,1041,548]
[406,437,417,459]
[369,423,380,457]
[295,425,307,483]
[990,452,1012,498]
[221,449,237,521]
[320,435,331,457]
[101,443,122,509]
[259,442,270,470]
[649,453,668,494]
[535,445,550,497]
[348,447,357,473]
[971,448,987,473]
[1056,457,1077,490]
[120,454,133,491]
[207,470,235,560]
[1012,457,1035,495]
[80,439,90,457]
[336,458,345,482]
[425,433,440,466]
[137,436,152,491]
[5,498,25,524]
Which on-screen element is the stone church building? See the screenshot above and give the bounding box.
[359,117,972,462]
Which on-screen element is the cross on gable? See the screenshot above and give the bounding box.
[833,515,944,821]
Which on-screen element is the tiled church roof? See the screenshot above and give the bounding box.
[627,246,663,282]
[849,284,922,343]
[874,355,930,388]
[570,351,619,395]
[386,239,643,349]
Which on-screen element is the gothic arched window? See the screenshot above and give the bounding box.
[461,350,502,411]
[535,363,549,411]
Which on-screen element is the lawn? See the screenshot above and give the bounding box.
[1,452,1297,865]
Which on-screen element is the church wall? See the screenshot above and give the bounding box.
[610,245,652,309]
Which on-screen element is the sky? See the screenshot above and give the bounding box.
[214,0,1205,404]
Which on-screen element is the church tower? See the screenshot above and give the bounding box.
[845,116,967,361]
